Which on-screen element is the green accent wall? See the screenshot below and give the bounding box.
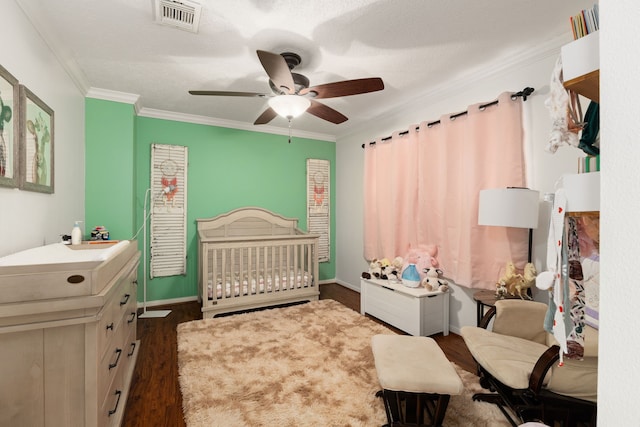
[85,98,137,240]
[85,98,335,303]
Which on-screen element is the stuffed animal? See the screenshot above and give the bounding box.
[362,258,402,281]
[508,262,536,300]
[495,281,508,299]
[402,245,440,281]
[498,261,536,300]
[382,256,403,282]
[391,256,404,273]
[421,268,449,292]
[361,259,383,280]
[417,244,440,269]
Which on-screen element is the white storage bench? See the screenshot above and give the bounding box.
[360,278,449,336]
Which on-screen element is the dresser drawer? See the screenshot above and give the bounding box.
[98,332,139,427]
[99,365,126,427]
[97,268,136,357]
[98,322,127,402]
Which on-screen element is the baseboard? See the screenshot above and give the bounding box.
[333,279,360,293]
[137,295,198,309]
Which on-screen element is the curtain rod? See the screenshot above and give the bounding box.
[362,87,534,148]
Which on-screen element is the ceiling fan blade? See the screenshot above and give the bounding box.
[254,107,278,125]
[306,100,348,124]
[189,90,268,97]
[256,50,295,94]
[300,77,384,99]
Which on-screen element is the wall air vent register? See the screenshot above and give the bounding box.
[154,0,202,33]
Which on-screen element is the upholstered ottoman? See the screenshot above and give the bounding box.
[372,334,463,427]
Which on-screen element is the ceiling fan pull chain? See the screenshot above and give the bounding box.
[288,119,292,144]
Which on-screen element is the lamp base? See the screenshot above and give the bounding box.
[139,309,171,318]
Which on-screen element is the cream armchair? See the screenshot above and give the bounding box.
[461,299,598,427]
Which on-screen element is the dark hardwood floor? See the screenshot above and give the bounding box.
[122,283,476,426]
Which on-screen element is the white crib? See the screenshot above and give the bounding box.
[197,207,320,318]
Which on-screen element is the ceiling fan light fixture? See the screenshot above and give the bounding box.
[268,95,310,119]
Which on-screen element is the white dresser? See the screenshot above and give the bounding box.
[0,241,140,427]
[360,278,449,336]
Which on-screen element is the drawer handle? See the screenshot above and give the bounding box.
[109,348,122,370]
[127,312,136,324]
[133,279,138,286]
[381,286,395,292]
[108,389,122,416]
[106,322,114,331]
[67,274,85,284]
[120,293,130,306]
[427,295,438,298]
[128,341,137,357]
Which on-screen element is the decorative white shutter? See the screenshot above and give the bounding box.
[150,143,188,278]
[307,159,330,262]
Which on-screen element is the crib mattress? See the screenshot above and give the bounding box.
[207,269,312,300]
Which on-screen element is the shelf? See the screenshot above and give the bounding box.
[561,31,599,103]
[564,69,599,103]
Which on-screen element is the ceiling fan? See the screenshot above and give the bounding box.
[189,50,384,125]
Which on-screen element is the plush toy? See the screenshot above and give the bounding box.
[362,259,383,280]
[421,268,449,292]
[498,261,536,300]
[417,244,440,269]
[508,263,536,300]
[402,245,440,281]
[495,281,508,299]
[392,256,404,272]
[362,258,401,280]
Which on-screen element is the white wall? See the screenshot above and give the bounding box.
[598,0,639,424]
[336,39,584,332]
[0,1,85,257]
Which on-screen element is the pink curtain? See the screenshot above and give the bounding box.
[363,92,528,289]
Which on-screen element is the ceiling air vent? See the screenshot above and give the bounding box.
[154,0,202,33]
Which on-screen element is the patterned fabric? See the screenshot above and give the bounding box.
[537,190,588,363]
[544,56,580,153]
[538,189,568,364]
[565,216,586,359]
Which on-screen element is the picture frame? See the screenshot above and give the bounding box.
[19,84,54,193]
[0,64,19,188]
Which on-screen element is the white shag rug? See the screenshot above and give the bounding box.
[177,299,509,426]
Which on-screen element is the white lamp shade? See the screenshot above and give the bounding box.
[563,172,600,212]
[268,95,311,119]
[478,188,539,229]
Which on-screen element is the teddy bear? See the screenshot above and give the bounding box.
[421,267,450,292]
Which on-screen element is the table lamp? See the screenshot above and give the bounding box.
[478,187,540,262]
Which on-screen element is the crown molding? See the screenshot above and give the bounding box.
[138,107,336,142]
[86,87,142,112]
[84,89,335,141]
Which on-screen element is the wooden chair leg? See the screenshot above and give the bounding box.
[431,394,450,427]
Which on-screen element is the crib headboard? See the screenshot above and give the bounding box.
[197,207,305,240]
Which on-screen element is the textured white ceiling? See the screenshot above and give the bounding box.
[15,0,592,139]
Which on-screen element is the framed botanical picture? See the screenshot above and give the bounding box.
[19,85,54,193]
[0,64,19,188]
